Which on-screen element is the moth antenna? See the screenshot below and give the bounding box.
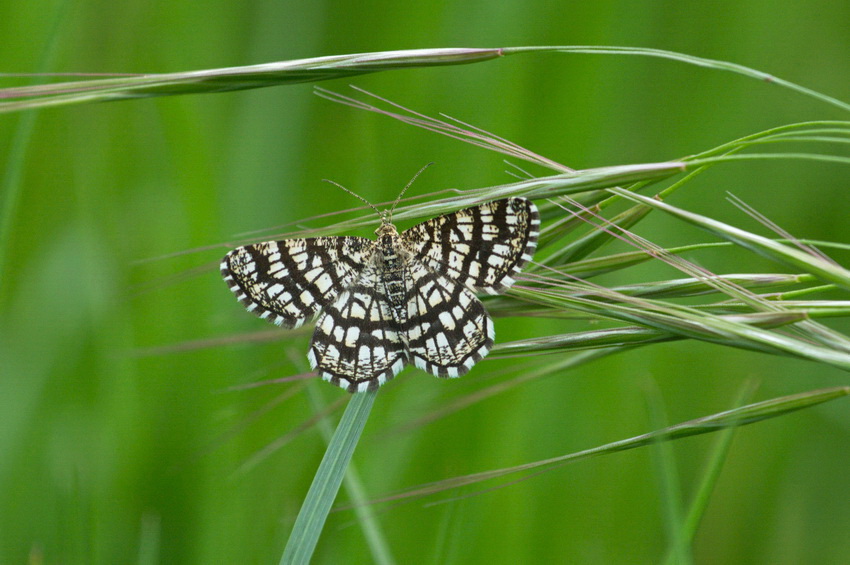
[322,179,383,221]
[389,162,434,221]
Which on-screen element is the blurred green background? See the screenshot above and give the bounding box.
[2,1,849,563]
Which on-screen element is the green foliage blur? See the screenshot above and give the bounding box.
[2,1,849,563]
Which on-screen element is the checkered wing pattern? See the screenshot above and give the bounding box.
[403,264,494,379]
[308,266,408,392]
[221,237,373,328]
[402,197,539,295]
[222,197,539,393]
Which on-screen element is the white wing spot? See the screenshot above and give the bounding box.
[299,290,315,307]
[344,326,360,347]
[438,311,456,330]
[350,302,367,319]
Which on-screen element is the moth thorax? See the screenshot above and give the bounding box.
[378,233,396,256]
[377,231,411,267]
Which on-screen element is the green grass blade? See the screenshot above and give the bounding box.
[281,390,378,565]
[274,162,685,239]
[0,49,502,113]
[612,188,850,291]
[389,162,683,221]
[4,46,846,115]
[645,384,691,565]
[510,283,850,368]
[662,381,758,565]
[502,46,850,113]
[306,385,395,565]
[362,387,849,506]
[545,202,653,265]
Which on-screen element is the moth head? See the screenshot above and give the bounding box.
[375,220,398,237]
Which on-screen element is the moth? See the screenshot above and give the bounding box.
[222,182,538,392]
